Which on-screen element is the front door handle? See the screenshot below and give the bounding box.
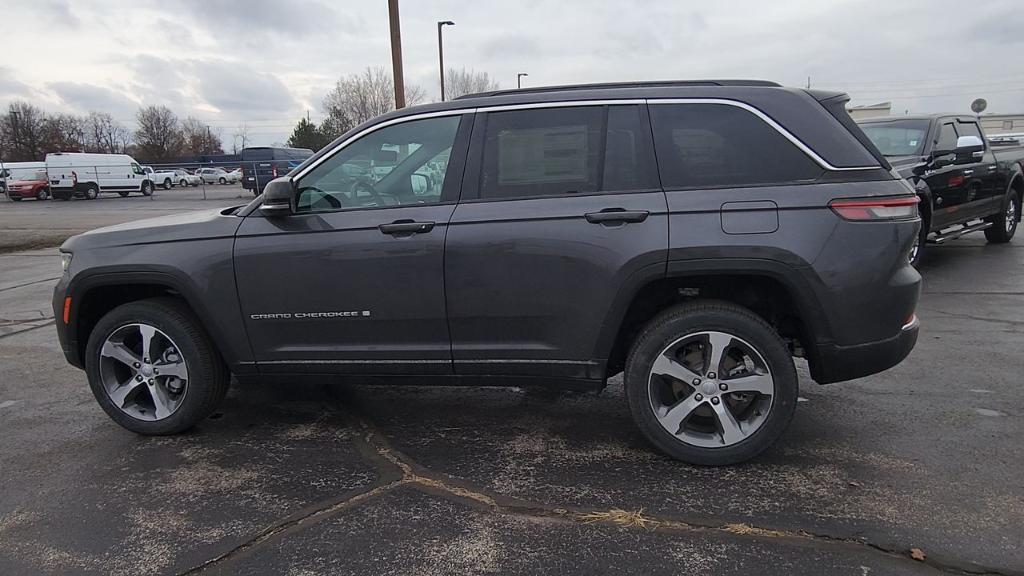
[379,219,435,235]
[585,208,649,224]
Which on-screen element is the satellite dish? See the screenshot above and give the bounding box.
[971,98,987,114]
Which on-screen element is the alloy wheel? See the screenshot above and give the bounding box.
[99,323,189,421]
[648,330,774,448]
[1007,197,1018,234]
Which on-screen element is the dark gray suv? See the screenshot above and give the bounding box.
[54,81,921,465]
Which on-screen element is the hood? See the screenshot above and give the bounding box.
[885,155,926,178]
[62,206,245,251]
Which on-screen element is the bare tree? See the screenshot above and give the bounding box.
[444,67,500,99]
[41,113,86,153]
[85,112,130,153]
[180,117,223,155]
[322,66,426,127]
[134,105,183,162]
[1,101,48,161]
[231,123,250,154]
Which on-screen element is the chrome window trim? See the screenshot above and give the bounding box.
[293,97,878,180]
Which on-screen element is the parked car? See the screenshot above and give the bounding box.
[174,169,202,187]
[195,167,239,185]
[5,169,51,201]
[46,153,153,200]
[143,166,178,190]
[858,115,1024,265]
[54,80,920,465]
[240,147,314,195]
[2,162,48,194]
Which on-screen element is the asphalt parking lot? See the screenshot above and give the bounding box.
[0,197,1021,575]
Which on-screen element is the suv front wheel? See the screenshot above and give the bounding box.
[625,301,798,465]
[84,298,229,435]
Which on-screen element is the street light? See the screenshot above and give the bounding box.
[517,73,528,89]
[437,20,455,101]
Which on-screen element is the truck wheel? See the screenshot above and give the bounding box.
[624,300,797,466]
[84,185,99,200]
[141,181,153,196]
[985,192,1020,244]
[909,216,928,267]
[163,178,172,190]
[84,298,229,435]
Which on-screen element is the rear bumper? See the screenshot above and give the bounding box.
[810,315,919,384]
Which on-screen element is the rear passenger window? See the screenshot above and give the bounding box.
[479,105,659,200]
[480,107,602,199]
[649,104,822,189]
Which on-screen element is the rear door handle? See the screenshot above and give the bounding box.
[585,209,649,224]
[379,219,435,235]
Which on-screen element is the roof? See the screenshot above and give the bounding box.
[857,114,978,123]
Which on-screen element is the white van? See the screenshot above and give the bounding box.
[45,153,154,200]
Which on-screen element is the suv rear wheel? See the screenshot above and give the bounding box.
[985,191,1020,244]
[625,301,798,465]
[84,298,229,435]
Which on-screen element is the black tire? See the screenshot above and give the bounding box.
[179,179,188,187]
[10,196,22,201]
[909,213,928,267]
[218,177,227,185]
[118,191,130,197]
[984,191,1020,244]
[84,298,229,435]
[624,300,798,466]
[141,181,153,197]
[36,187,50,201]
[163,178,172,190]
[83,184,99,200]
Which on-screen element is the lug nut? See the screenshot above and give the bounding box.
[707,372,717,379]
[143,358,149,363]
[153,369,159,375]
[695,394,703,401]
[711,397,720,405]
[136,375,143,382]
[148,379,154,385]
[133,362,140,368]
[719,383,728,391]
[692,378,701,386]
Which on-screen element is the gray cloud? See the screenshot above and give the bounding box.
[188,60,298,115]
[47,81,139,118]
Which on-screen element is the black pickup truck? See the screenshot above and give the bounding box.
[858,114,1024,265]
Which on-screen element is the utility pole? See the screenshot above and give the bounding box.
[9,111,20,160]
[388,0,406,109]
[437,20,455,101]
[806,76,811,89]
[517,73,528,89]
[206,125,213,155]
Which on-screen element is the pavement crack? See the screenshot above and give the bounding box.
[920,306,1024,328]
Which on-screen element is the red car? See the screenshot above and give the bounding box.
[6,170,51,201]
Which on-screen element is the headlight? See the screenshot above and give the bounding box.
[60,252,73,273]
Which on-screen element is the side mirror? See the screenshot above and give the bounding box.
[259,177,295,217]
[953,135,984,158]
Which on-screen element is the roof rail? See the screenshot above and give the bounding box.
[455,80,782,100]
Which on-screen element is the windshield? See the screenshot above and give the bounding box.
[859,120,929,157]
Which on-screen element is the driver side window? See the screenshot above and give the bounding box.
[296,115,462,213]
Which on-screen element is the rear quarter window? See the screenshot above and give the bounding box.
[649,103,823,189]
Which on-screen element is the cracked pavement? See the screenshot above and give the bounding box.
[0,198,1021,575]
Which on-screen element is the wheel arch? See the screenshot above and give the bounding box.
[67,270,239,371]
[596,260,831,378]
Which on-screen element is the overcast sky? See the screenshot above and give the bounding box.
[2,0,1023,146]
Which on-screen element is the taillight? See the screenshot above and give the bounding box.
[829,196,919,221]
